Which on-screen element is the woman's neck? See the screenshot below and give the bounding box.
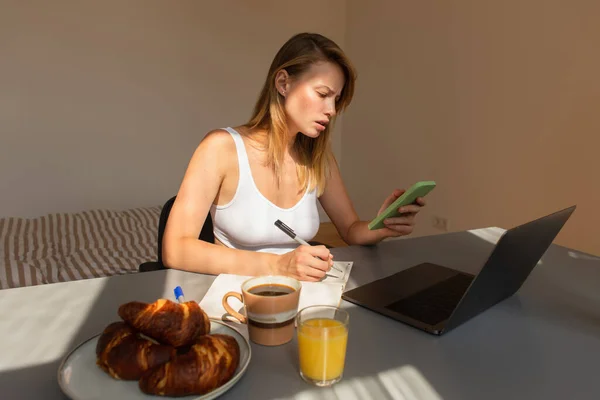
[241,124,299,159]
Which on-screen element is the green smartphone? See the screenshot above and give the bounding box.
[368,181,437,230]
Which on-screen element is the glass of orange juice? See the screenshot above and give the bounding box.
[296,305,349,387]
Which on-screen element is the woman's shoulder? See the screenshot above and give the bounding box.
[186,128,239,176]
[196,128,237,154]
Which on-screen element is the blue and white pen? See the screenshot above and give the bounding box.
[174,286,185,303]
[274,219,343,273]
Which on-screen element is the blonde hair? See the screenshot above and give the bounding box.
[245,32,357,196]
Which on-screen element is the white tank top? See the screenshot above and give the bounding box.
[209,127,320,255]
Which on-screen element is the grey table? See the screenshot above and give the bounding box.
[1,228,599,399]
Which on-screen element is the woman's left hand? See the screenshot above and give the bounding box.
[376,189,426,238]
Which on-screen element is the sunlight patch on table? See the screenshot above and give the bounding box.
[281,365,442,400]
[467,227,505,245]
[0,278,106,371]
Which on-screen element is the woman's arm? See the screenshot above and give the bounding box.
[318,157,425,246]
[162,130,275,275]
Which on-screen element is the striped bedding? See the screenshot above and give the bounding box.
[0,206,161,290]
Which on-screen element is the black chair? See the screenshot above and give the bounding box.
[138,195,332,272]
[138,196,214,272]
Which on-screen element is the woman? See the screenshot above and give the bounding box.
[162,32,426,281]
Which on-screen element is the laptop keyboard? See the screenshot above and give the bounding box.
[385,274,473,326]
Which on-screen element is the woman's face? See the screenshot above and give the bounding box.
[280,61,345,138]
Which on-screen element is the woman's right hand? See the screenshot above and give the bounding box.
[274,245,334,281]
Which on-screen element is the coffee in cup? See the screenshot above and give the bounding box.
[222,275,301,346]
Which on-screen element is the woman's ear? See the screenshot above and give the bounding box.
[275,69,290,97]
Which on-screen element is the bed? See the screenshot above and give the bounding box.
[0,205,161,290]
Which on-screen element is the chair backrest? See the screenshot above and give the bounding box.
[157,196,214,266]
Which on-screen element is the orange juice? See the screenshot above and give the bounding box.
[298,318,348,382]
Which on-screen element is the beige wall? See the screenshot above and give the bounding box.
[343,0,600,255]
[0,0,346,218]
[3,0,597,255]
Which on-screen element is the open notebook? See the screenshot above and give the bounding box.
[199,261,353,339]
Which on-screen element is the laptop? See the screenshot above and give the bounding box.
[342,205,576,335]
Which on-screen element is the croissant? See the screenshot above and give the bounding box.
[96,321,174,380]
[138,334,240,397]
[118,299,211,347]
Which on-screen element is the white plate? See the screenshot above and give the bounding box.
[58,320,251,400]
